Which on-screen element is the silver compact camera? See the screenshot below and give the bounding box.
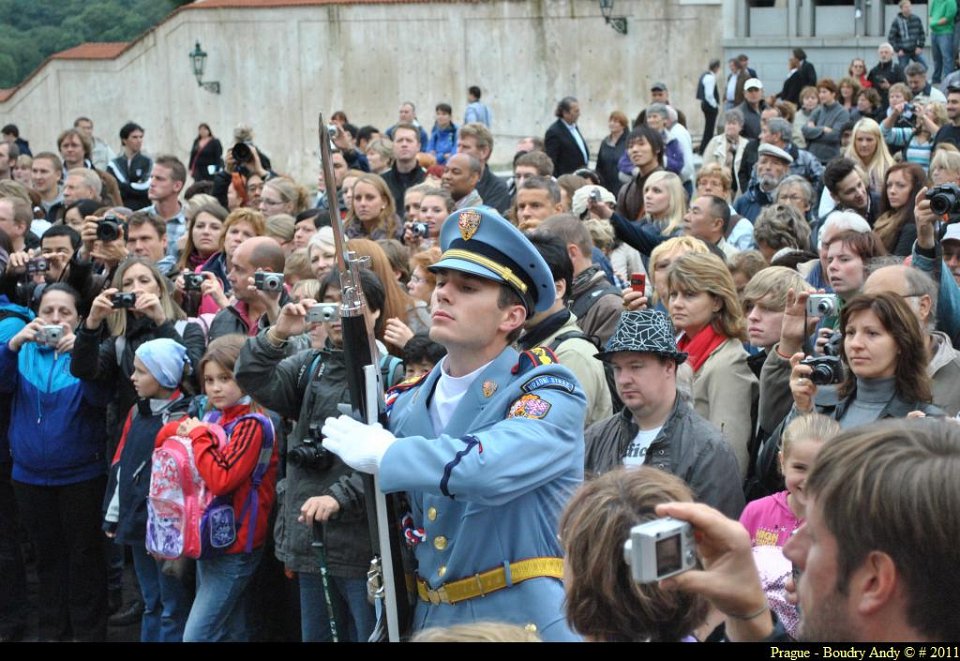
[806,293,839,318]
[306,303,338,324]
[623,517,697,583]
[35,324,64,348]
[254,271,285,292]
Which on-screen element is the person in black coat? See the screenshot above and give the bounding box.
[188,123,223,183]
[776,48,818,106]
[545,96,590,177]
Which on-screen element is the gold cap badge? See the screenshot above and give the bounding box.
[458,209,481,241]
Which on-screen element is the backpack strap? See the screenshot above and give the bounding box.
[379,353,403,390]
[571,282,622,320]
[220,412,276,554]
[548,329,599,352]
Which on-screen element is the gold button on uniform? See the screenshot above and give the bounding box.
[433,535,447,551]
[437,565,446,578]
[524,623,538,633]
[427,507,437,521]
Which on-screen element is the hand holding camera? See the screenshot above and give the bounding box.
[914,186,938,250]
[9,319,73,353]
[623,517,697,583]
[4,250,32,275]
[86,288,120,329]
[652,501,774,642]
[789,351,822,413]
[272,297,317,342]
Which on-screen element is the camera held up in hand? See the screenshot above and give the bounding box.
[800,354,844,386]
[623,517,697,584]
[35,325,64,348]
[111,292,137,309]
[926,183,960,217]
[97,215,123,242]
[254,271,284,293]
[806,293,839,318]
[183,273,205,291]
[306,303,338,324]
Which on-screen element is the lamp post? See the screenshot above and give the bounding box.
[189,41,220,94]
[599,0,628,35]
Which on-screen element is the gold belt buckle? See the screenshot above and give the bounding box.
[428,587,441,606]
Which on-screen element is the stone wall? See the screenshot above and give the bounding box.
[0,0,723,180]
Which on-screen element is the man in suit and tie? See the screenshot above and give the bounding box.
[544,97,589,177]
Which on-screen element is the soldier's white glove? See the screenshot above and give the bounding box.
[321,415,396,475]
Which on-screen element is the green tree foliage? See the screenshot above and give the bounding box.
[0,0,192,88]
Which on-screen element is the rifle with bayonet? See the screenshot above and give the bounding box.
[318,114,412,642]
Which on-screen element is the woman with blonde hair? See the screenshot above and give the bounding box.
[843,118,894,194]
[666,252,758,476]
[645,235,711,309]
[344,173,402,241]
[259,176,309,219]
[929,145,960,184]
[597,169,689,261]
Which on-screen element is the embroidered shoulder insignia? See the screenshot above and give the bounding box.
[512,346,560,374]
[507,394,552,420]
[521,374,576,394]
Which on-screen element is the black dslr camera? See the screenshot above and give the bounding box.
[800,355,844,386]
[925,183,960,217]
[97,215,123,242]
[232,142,252,165]
[288,424,333,471]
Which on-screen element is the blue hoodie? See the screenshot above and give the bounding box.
[0,339,111,485]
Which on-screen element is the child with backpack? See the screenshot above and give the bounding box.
[103,338,194,642]
[159,334,278,642]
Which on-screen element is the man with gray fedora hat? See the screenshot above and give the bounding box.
[585,309,745,519]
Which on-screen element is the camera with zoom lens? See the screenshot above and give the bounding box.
[800,354,844,386]
[925,183,960,217]
[183,273,205,291]
[254,271,285,292]
[97,215,123,242]
[111,292,137,309]
[26,257,49,274]
[232,142,253,165]
[306,303,338,324]
[623,517,697,584]
[288,425,333,471]
[411,222,429,239]
[806,293,839,318]
[35,324,64,348]
[900,103,916,121]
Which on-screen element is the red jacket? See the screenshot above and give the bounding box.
[158,402,278,554]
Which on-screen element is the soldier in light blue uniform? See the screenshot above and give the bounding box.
[323,207,586,641]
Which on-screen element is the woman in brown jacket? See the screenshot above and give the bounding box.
[665,252,758,478]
